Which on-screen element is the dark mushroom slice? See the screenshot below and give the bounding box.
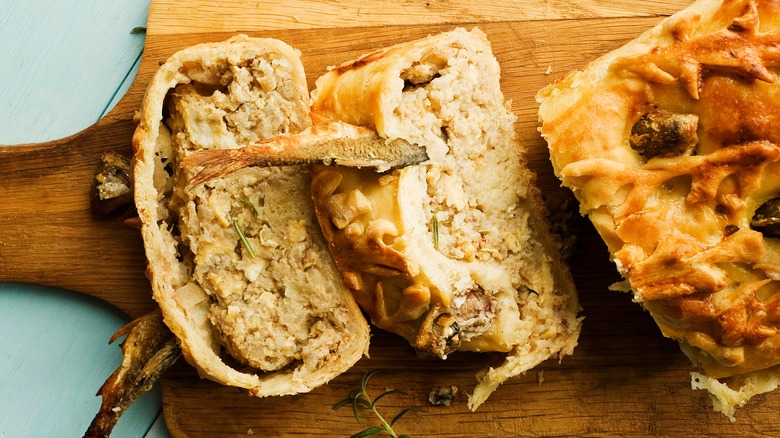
[751,197,780,238]
[629,108,699,159]
[428,385,458,406]
[415,288,496,358]
[90,151,136,219]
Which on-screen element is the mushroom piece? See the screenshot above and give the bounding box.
[629,108,699,159]
[326,189,373,230]
[415,289,496,358]
[751,197,780,238]
[90,151,136,219]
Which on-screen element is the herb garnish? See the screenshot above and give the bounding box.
[130,26,147,34]
[240,197,259,217]
[334,370,425,438]
[233,219,256,258]
[432,215,439,250]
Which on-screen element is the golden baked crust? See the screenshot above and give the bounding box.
[132,35,370,397]
[538,0,780,418]
[311,28,582,409]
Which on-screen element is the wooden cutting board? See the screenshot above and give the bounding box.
[3,0,779,436]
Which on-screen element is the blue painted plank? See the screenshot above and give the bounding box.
[0,0,167,436]
[104,49,145,118]
[0,284,162,437]
[146,413,174,438]
[0,0,149,145]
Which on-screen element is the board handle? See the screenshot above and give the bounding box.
[0,105,156,318]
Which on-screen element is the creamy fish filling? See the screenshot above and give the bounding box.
[396,50,532,286]
[157,58,348,372]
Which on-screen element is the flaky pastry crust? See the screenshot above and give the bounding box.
[311,28,582,409]
[538,0,780,418]
[133,35,369,397]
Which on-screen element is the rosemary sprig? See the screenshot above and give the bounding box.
[232,219,256,258]
[334,370,425,438]
[240,197,259,217]
[432,215,439,250]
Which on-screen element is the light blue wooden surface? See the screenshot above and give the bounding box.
[0,0,147,145]
[1,1,170,436]
[0,284,162,437]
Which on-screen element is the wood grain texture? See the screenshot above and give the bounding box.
[0,119,155,318]
[6,0,780,435]
[146,0,687,34]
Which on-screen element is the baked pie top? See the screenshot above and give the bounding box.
[539,0,780,410]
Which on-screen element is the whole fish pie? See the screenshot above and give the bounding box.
[538,0,780,419]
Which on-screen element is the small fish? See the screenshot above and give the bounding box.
[183,120,429,188]
[84,309,181,438]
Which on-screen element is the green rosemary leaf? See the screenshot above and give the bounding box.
[352,397,362,423]
[351,392,372,422]
[352,395,373,420]
[372,389,406,406]
[432,215,439,250]
[240,197,259,217]
[391,408,427,427]
[130,26,147,34]
[333,398,354,410]
[391,409,412,427]
[362,369,387,392]
[354,397,372,408]
[232,220,256,258]
[351,426,387,438]
[337,370,423,437]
